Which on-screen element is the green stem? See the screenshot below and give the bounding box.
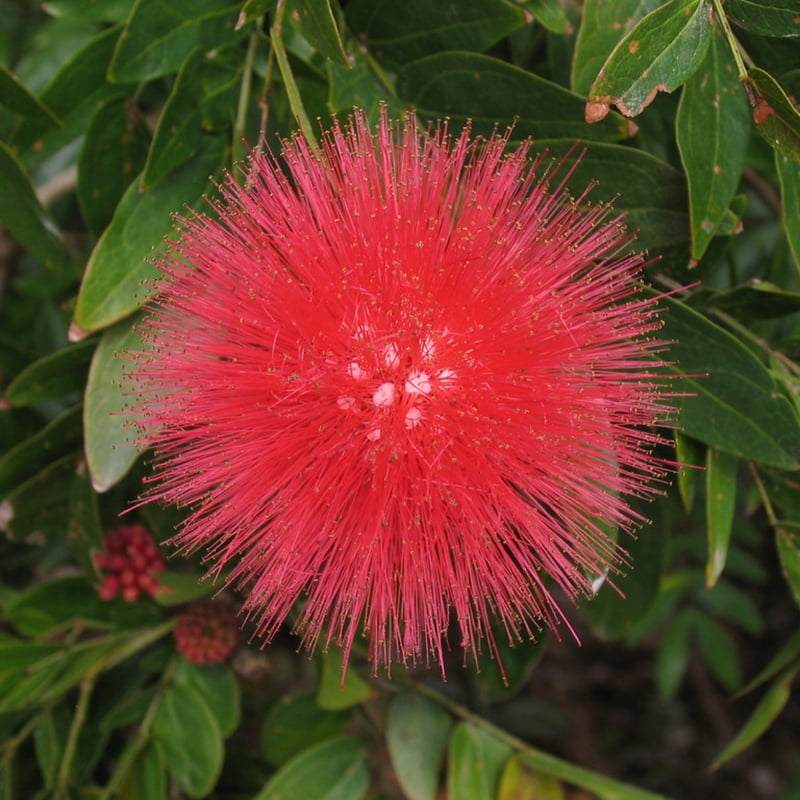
[710,0,748,80]
[233,29,260,165]
[410,681,671,800]
[55,674,96,798]
[270,0,318,152]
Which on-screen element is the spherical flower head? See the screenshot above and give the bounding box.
[94,524,165,602]
[133,110,672,677]
[173,601,240,664]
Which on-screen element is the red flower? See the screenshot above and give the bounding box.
[95,524,164,602]
[174,601,240,664]
[133,111,671,676]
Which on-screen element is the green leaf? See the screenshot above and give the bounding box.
[0,63,59,125]
[3,576,110,637]
[776,527,800,611]
[699,580,764,635]
[0,639,61,671]
[1,453,79,542]
[83,317,146,492]
[42,0,137,22]
[386,691,451,800]
[0,141,64,268]
[705,448,738,587]
[4,339,95,406]
[693,612,741,691]
[696,281,800,319]
[777,152,800,272]
[78,96,150,235]
[238,0,274,29]
[152,681,224,798]
[151,571,212,606]
[674,431,703,511]
[34,706,69,790]
[571,0,662,95]
[346,0,526,68]
[656,294,800,468]
[67,460,105,571]
[656,610,693,698]
[261,690,351,767]
[174,659,241,736]
[746,67,800,163]
[397,52,633,142]
[122,742,167,800]
[109,0,243,82]
[737,629,800,696]
[524,0,572,35]
[290,0,348,65]
[586,0,713,120]
[316,648,373,710]
[676,27,750,262]
[254,735,370,800]
[73,141,225,333]
[498,757,566,800]
[711,665,799,770]
[447,722,511,800]
[142,46,240,188]
[726,0,800,38]
[12,25,127,164]
[0,405,82,499]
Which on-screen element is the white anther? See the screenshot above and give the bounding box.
[437,368,457,388]
[405,371,432,395]
[384,342,401,369]
[366,427,382,442]
[372,382,396,407]
[347,361,368,380]
[337,396,356,410]
[404,407,423,429]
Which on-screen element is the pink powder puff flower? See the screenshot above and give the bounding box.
[132,110,673,677]
[95,524,165,602]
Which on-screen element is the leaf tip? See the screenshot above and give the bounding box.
[585,99,611,123]
[68,319,92,342]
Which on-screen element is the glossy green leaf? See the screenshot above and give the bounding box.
[254,735,370,800]
[586,0,712,120]
[386,691,451,800]
[4,576,110,637]
[711,665,799,770]
[73,141,225,332]
[122,742,167,800]
[746,67,800,163]
[0,64,59,124]
[524,0,572,35]
[142,47,240,188]
[109,0,243,82]
[571,0,661,95]
[726,0,800,37]
[0,141,64,268]
[261,690,351,767]
[316,648,373,710]
[42,0,136,21]
[290,0,347,65]
[447,722,512,800]
[346,0,525,67]
[0,405,82,499]
[498,756,566,800]
[1,453,78,542]
[12,25,126,163]
[83,317,146,492]
[152,681,224,798]
[676,28,750,262]
[397,52,632,142]
[4,340,95,406]
[67,460,105,571]
[174,659,241,736]
[777,152,800,272]
[78,96,150,235]
[705,448,738,587]
[776,528,800,611]
[656,294,800,468]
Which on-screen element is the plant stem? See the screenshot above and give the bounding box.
[55,674,96,798]
[270,0,318,153]
[233,29,260,165]
[710,0,748,80]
